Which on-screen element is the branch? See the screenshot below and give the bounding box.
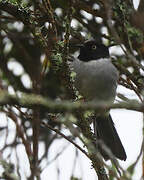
[0,90,143,113]
[72,0,106,18]
[41,122,89,158]
[0,1,31,25]
[1,90,141,179]
[3,109,33,172]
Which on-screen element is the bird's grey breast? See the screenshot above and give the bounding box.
[71,58,119,102]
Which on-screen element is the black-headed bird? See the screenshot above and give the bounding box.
[71,40,127,161]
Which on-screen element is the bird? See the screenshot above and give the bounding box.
[71,39,127,161]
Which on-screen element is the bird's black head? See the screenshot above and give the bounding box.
[78,40,109,62]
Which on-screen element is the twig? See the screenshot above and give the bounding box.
[71,149,78,178]
[132,138,144,169]
[42,0,57,36]
[31,109,41,180]
[41,122,110,180]
[72,0,105,18]
[119,76,143,102]
[2,109,33,170]
[41,122,89,158]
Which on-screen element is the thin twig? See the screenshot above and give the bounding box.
[41,122,89,158]
[3,109,33,168]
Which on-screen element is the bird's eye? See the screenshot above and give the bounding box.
[92,45,97,49]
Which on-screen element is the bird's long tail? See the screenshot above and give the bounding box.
[94,114,127,161]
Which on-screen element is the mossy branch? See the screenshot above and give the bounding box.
[0,90,143,113]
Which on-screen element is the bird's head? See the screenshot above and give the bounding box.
[77,40,109,62]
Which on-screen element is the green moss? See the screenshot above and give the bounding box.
[113,0,144,44]
[50,41,65,71]
[113,0,133,20]
[126,23,144,43]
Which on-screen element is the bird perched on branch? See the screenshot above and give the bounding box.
[71,40,127,161]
